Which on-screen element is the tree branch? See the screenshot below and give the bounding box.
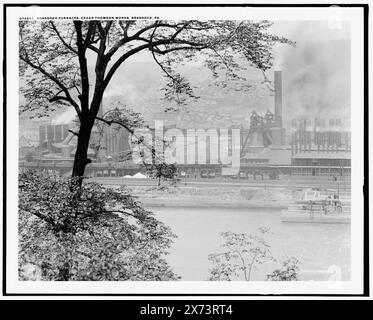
[19,55,81,116]
[83,21,96,48]
[96,21,105,36]
[170,21,191,40]
[19,204,55,226]
[74,20,90,113]
[104,39,206,90]
[104,20,189,61]
[49,95,70,103]
[103,43,150,89]
[68,129,79,136]
[94,116,134,134]
[94,116,168,166]
[87,44,99,53]
[49,21,78,54]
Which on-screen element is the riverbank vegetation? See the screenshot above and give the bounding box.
[19,170,179,281]
[208,228,300,281]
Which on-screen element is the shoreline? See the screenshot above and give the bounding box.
[140,198,288,210]
[129,185,294,210]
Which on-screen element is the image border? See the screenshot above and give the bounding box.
[2,2,369,297]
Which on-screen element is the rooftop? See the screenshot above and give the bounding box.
[292,151,351,159]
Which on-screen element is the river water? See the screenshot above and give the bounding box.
[151,207,351,281]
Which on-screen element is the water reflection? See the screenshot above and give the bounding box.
[152,207,350,281]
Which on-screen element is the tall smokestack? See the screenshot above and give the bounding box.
[274,70,282,128]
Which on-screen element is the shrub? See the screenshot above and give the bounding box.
[266,257,301,281]
[208,228,300,281]
[208,228,275,281]
[146,163,178,187]
[19,170,180,281]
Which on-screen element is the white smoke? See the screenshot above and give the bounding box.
[104,82,139,101]
[51,108,77,125]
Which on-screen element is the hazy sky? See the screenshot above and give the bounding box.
[271,21,351,127]
[22,20,352,129]
[270,20,350,67]
[102,20,351,128]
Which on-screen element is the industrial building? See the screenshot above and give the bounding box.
[19,70,351,180]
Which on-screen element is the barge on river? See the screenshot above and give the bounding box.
[281,188,351,224]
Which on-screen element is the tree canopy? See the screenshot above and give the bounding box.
[20,20,293,114]
[19,170,179,280]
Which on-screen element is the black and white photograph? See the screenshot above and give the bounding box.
[1,3,368,297]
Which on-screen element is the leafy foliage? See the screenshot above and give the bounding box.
[266,257,301,281]
[97,102,145,133]
[19,20,294,116]
[19,170,180,281]
[208,228,275,281]
[146,162,178,187]
[208,228,300,281]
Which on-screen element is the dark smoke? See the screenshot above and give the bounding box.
[279,22,351,130]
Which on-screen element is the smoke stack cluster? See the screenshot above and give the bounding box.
[274,70,283,128]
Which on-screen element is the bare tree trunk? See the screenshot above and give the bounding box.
[72,115,94,179]
[71,76,104,181]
